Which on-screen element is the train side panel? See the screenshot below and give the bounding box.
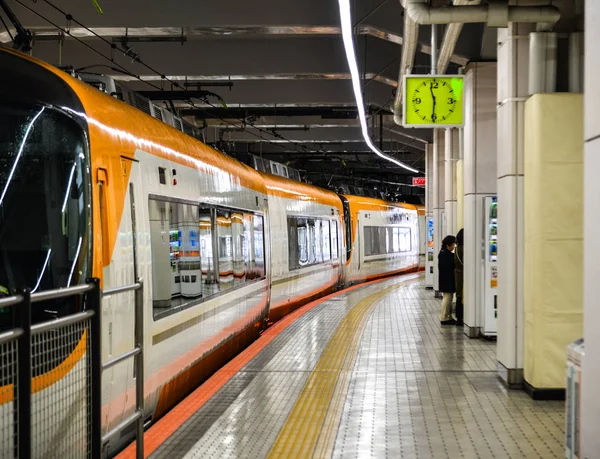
[343,195,419,284]
[263,173,344,322]
[100,148,272,454]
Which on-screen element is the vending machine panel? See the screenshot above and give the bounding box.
[483,196,498,335]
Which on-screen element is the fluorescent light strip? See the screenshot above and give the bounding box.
[337,0,419,174]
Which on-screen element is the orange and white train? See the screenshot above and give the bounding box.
[0,47,425,456]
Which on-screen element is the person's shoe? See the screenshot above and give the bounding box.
[440,319,456,325]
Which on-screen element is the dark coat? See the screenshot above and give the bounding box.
[454,244,464,298]
[438,247,456,293]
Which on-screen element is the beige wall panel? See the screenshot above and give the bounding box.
[523,94,583,389]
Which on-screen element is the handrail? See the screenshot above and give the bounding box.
[0,327,23,345]
[31,310,95,335]
[0,294,23,308]
[31,283,94,303]
[102,347,140,370]
[103,282,141,297]
[0,277,145,458]
[101,410,142,444]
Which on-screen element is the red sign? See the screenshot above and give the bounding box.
[412,177,426,186]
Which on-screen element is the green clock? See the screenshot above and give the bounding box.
[402,75,464,128]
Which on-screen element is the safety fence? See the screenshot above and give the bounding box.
[0,278,145,458]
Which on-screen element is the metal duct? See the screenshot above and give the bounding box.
[406,2,560,28]
[569,32,584,93]
[528,32,557,95]
[393,0,560,126]
[392,1,419,126]
[437,0,482,74]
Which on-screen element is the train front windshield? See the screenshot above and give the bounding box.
[0,101,91,326]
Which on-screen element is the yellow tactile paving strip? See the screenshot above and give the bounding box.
[267,278,418,459]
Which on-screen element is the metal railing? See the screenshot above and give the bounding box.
[0,277,145,459]
[100,279,144,459]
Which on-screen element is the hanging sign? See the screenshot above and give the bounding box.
[412,177,426,186]
[402,75,465,128]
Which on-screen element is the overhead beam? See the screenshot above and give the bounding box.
[5,24,469,66]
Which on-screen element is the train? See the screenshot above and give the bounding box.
[0,47,425,456]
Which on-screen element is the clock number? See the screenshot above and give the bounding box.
[432,113,437,122]
[431,82,439,89]
[414,98,421,104]
[448,98,456,104]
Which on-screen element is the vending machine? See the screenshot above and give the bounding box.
[425,217,434,288]
[482,196,498,335]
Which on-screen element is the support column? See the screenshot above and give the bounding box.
[432,129,445,296]
[425,143,435,289]
[496,22,533,387]
[463,62,497,338]
[457,128,465,231]
[582,0,600,454]
[445,129,459,235]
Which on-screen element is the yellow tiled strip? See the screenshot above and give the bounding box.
[267,276,419,458]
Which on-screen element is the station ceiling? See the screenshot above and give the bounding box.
[3,0,502,199]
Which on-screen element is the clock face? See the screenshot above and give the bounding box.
[403,76,464,127]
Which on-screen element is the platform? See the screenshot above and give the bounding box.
[119,274,565,459]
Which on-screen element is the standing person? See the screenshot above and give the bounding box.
[438,235,456,325]
[454,229,464,326]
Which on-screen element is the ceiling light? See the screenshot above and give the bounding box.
[337,0,420,174]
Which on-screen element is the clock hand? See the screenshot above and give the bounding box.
[430,82,436,122]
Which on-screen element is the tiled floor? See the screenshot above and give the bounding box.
[145,276,565,459]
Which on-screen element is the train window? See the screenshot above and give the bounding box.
[314,220,323,264]
[288,217,336,269]
[231,212,247,286]
[392,227,400,252]
[399,227,411,252]
[0,104,92,328]
[363,226,412,256]
[150,197,266,319]
[217,209,234,291]
[340,197,352,262]
[296,218,309,266]
[331,221,339,260]
[253,215,265,278]
[322,220,331,262]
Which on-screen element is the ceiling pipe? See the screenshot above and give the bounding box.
[437,0,481,74]
[393,0,560,126]
[392,1,418,126]
[405,0,560,30]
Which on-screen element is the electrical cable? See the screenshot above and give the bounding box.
[12,0,324,155]
[35,0,329,155]
[39,0,420,162]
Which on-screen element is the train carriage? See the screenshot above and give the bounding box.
[0,47,425,457]
[342,195,420,285]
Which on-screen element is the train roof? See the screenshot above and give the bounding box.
[341,194,419,213]
[1,48,268,195]
[260,171,343,209]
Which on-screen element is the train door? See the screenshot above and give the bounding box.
[101,156,144,450]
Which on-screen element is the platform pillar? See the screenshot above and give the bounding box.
[444,128,459,236]
[496,21,533,388]
[425,143,435,289]
[582,0,600,455]
[432,129,445,297]
[463,62,497,339]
